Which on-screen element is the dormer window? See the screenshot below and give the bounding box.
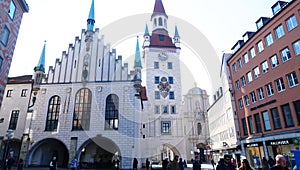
[272,3,281,15]
[159,33,164,41]
[256,19,264,30]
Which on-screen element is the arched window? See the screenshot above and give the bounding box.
[72,88,92,130]
[164,19,167,28]
[45,95,61,131]
[197,123,202,135]
[154,18,157,27]
[158,18,163,26]
[105,94,119,130]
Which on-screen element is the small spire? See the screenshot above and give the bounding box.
[134,36,142,68]
[174,25,180,37]
[151,0,168,19]
[87,0,95,31]
[34,41,46,73]
[144,24,150,36]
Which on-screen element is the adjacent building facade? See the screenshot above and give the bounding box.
[0,0,29,109]
[227,0,300,169]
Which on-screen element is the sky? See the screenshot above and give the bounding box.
[10,0,284,95]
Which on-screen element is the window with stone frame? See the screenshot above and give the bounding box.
[271,107,282,130]
[287,72,299,87]
[45,96,61,131]
[197,123,202,135]
[254,113,262,133]
[105,94,119,130]
[262,111,271,131]
[161,121,171,134]
[281,104,294,128]
[8,110,19,130]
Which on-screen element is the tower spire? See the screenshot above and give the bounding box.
[151,0,168,19]
[34,41,46,73]
[87,0,95,31]
[134,36,142,68]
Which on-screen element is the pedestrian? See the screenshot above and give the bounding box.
[262,157,270,170]
[70,157,78,170]
[232,158,237,168]
[49,156,57,170]
[162,158,169,170]
[17,158,24,170]
[133,158,138,170]
[238,159,253,170]
[7,156,15,170]
[171,155,180,170]
[178,158,185,170]
[211,158,215,170]
[146,158,150,170]
[268,157,276,168]
[270,155,287,170]
[192,156,201,170]
[216,155,235,170]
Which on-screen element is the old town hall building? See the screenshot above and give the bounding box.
[0,0,210,169]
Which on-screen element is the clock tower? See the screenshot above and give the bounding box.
[141,0,186,160]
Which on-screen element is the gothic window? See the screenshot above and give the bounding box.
[72,88,92,130]
[161,121,170,134]
[45,95,61,131]
[9,110,19,130]
[159,17,163,26]
[197,123,202,135]
[105,94,119,130]
[154,18,157,27]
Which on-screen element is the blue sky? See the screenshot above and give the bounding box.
[10,0,284,94]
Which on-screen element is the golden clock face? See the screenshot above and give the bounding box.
[158,51,168,61]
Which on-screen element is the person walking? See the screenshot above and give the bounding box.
[49,156,57,170]
[70,157,78,170]
[192,156,201,170]
[270,155,287,170]
[171,155,180,170]
[146,158,150,170]
[211,158,215,170]
[216,155,235,170]
[178,158,185,170]
[133,158,138,170]
[17,158,24,170]
[162,158,169,170]
[238,159,253,170]
[262,157,270,170]
[7,156,15,170]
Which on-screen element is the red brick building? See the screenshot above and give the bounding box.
[227,0,300,168]
[0,0,29,108]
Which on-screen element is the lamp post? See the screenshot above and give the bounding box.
[2,129,13,168]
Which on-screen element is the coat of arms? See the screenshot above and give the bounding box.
[157,77,171,98]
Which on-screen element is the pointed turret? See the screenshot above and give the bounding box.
[87,0,95,31]
[133,36,142,94]
[143,24,150,47]
[151,0,168,31]
[134,37,142,68]
[174,25,180,48]
[33,41,46,90]
[151,0,168,19]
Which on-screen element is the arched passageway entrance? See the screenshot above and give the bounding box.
[151,143,180,162]
[28,138,69,167]
[78,136,121,169]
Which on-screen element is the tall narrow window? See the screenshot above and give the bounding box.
[250,47,256,58]
[265,33,274,47]
[105,94,119,130]
[253,67,260,79]
[257,41,264,53]
[265,83,274,96]
[271,107,282,129]
[244,95,250,106]
[293,40,300,55]
[250,91,257,103]
[243,53,249,64]
[235,80,240,90]
[281,104,294,128]
[161,121,171,134]
[275,24,285,39]
[73,88,92,130]
[287,72,298,87]
[8,1,16,19]
[270,55,279,68]
[238,58,242,68]
[275,78,285,92]
[159,17,163,26]
[262,111,271,131]
[0,25,10,47]
[169,91,175,99]
[0,56,3,70]
[45,96,61,131]
[257,87,264,100]
[261,61,269,73]
[293,100,300,126]
[286,15,298,31]
[9,110,19,130]
[238,98,243,109]
[21,89,28,97]
[197,123,202,135]
[170,106,176,114]
[241,76,246,87]
[242,118,248,136]
[254,114,262,133]
[232,64,237,73]
[248,116,254,134]
[280,47,291,62]
[247,72,253,83]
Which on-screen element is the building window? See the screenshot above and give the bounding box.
[155,105,160,114]
[275,78,285,92]
[243,53,249,64]
[271,107,282,130]
[238,98,243,109]
[159,33,164,41]
[247,72,253,83]
[167,62,173,69]
[8,110,19,130]
[169,91,175,99]
[235,80,240,90]
[257,41,264,53]
[248,116,254,134]
[253,67,260,79]
[154,76,160,84]
[72,88,92,130]
[6,90,13,97]
[162,105,168,114]
[232,63,237,73]
[275,24,285,39]
[250,91,257,103]
[159,17,163,26]
[286,15,298,31]
[257,87,264,100]
[0,56,3,70]
[45,96,61,131]
[262,111,271,131]
[154,62,159,69]
[170,105,176,114]
[280,47,291,62]
[270,55,279,68]
[105,94,119,130]
[21,89,28,97]
[238,58,242,68]
[161,121,171,134]
[293,100,300,126]
[168,77,174,84]
[244,95,250,106]
[265,33,274,47]
[293,40,300,55]
[250,47,256,58]
[254,113,262,133]
[265,83,274,96]
[241,76,246,87]
[197,123,202,135]
[155,91,160,99]
[261,61,269,73]
[242,118,248,136]
[287,72,299,87]
[281,104,294,127]
[8,1,16,19]
[154,18,157,27]
[1,25,10,47]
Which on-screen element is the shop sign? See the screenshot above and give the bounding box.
[245,143,261,148]
[267,139,292,146]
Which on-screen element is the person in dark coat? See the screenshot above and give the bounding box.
[7,156,15,170]
[146,158,150,170]
[192,156,201,170]
[211,158,215,170]
[162,158,169,170]
[262,157,270,170]
[178,158,185,170]
[238,159,253,170]
[270,155,287,170]
[133,158,138,170]
[216,155,235,170]
[49,156,57,170]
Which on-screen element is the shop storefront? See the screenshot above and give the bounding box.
[244,142,264,169]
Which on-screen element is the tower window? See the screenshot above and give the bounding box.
[0,25,10,47]
[159,33,164,41]
[159,17,163,26]
[154,18,157,27]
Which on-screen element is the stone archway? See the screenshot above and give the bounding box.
[153,143,181,162]
[28,138,69,167]
[77,135,121,169]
